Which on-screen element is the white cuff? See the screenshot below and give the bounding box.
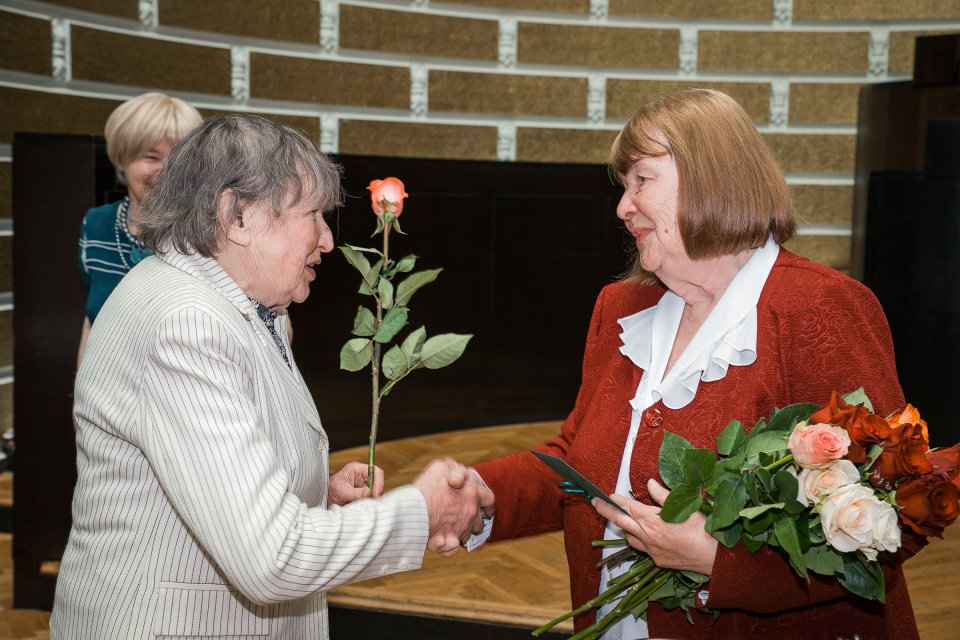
[465,515,493,551]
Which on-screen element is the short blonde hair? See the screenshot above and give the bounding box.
[609,89,795,282]
[105,92,202,184]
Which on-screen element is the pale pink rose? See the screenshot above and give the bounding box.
[821,484,901,560]
[788,421,851,469]
[367,177,408,217]
[796,460,860,507]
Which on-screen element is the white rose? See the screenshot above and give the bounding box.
[821,484,901,560]
[796,460,860,507]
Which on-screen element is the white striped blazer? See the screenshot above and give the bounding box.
[51,251,429,639]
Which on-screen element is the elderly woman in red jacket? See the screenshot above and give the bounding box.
[473,89,924,639]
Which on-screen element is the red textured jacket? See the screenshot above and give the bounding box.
[475,249,924,639]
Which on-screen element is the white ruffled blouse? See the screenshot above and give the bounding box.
[597,236,779,640]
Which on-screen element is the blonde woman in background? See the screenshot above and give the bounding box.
[76,92,202,364]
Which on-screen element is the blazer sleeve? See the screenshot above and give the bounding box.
[139,304,429,606]
[707,273,927,614]
[474,285,612,541]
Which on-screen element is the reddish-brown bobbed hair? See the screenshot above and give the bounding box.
[608,89,795,282]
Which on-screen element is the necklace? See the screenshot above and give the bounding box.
[114,196,146,269]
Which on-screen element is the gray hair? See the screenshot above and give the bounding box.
[137,115,342,257]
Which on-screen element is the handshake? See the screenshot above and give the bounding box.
[413,459,495,556]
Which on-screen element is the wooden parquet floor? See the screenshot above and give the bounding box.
[2,425,960,639]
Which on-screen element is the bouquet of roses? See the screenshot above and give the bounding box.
[534,389,960,639]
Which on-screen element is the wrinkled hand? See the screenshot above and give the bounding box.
[327,462,385,507]
[593,478,718,575]
[413,459,494,556]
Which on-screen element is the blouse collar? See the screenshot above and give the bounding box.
[617,236,779,410]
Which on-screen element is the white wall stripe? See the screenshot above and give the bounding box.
[51,17,71,83]
[869,27,890,78]
[137,0,157,29]
[679,26,698,75]
[498,17,517,69]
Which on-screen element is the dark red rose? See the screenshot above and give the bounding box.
[870,424,934,489]
[897,475,960,537]
[927,444,960,484]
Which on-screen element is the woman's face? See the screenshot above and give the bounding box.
[616,137,688,278]
[242,190,335,309]
[122,139,173,207]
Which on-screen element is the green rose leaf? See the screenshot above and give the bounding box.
[395,254,418,273]
[395,268,442,307]
[774,469,805,515]
[711,521,743,548]
[740,503,785,520]
[378,279,395,309]
[681,448,716,487]
[351,306,376,337]
[373,307,408,343]
[400,326,427,360]
[842,387,874,413]
[773,517,808,581]
[740,530,767,553]
[745,431,789,459]
[420,333,472,369]
[709,475,749,530]
[766,403,820,434]
[659,485,703,523]
[344,243,383,257]
[340,246,372,280]
[381,345,409,381]
[339,338,373,372]
[803,543,845,576]
[839,553,885,602]
[716,419,746,456]
[659,431,694,490]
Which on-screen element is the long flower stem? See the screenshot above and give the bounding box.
[367,224,392,492]
[569,569,672,640]
[533,567,649,636]
[763,453,794,474]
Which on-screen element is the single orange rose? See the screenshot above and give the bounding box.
[810,391,892,463]
[367,177,408,217]
[887,404,929,444]
[896,474,960,537]
[870,424,934,489]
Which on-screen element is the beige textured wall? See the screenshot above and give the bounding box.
[0,0,959,429]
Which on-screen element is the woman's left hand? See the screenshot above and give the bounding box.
[328,462,385,506]
[593,477,718,576]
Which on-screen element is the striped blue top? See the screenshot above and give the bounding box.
[77,200,153,323]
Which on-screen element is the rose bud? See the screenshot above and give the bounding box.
[896,475,960,538]
[367,177,408,217]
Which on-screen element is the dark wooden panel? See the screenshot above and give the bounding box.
[863,120,960,448]
[12,132,117,609]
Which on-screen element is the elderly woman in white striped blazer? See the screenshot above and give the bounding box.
[51,115,492,639]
